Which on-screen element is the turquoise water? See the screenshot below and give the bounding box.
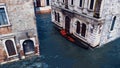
[1,13,120,68]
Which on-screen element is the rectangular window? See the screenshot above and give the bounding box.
[79,0,83,7]
[63,0,64,3]
[110,16,116,31]
[36,0,41,7]
[71,0,73,5]
[0,6,9,26]
[88,0,96,10]
[46,0,50,6]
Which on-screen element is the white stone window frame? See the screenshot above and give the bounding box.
[74,20,81,35]
[74,20,87,38]
[88,0,96,11]
[20,37,36,55]
[0,5,11,28]
[3,38,18,58]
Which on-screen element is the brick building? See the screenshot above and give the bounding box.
[51,0,120,48]
[35,0,51,14]
[0,0,39,64]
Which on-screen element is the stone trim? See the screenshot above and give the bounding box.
[2,38,18,58]
[0,5,11,27]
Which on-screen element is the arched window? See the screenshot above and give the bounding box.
[76,21,80,34]
[23,40,34,55]
[81,23,86,37]
[110,16,116,31]
[5,40,16,56]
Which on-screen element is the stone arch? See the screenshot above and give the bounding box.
[22,39,34,55]
[76,21,81,34]
[5,40,16,56]
[81,23,86,37]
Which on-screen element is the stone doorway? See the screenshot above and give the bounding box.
[65,16,71,33]
[22,40,34,55]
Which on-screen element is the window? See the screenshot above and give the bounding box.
[0,6,9,26]
[76,21,80,34]
[55,11,60,22]
[36,0,41,7]
[110,16,116,31]
[71,0,73,5]
[23,40,34,55]
[46,0,50,6]
[5,40,16,56]
[79,0,83,7]
[55,12,57,21]
[63,0,64,3]
[81,23,86,37]
[57,13,60,22]
[88,0,96,10]
[3,38,18,57]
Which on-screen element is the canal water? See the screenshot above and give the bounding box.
[1,13,120,68]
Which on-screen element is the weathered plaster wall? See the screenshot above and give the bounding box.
[0,0,39,64]
[100,0,120,46]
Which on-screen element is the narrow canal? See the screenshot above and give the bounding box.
[1,13,120,68]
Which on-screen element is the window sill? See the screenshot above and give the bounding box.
[0,24,11,28]
[69,5,74,7]
[87,9,94,12]
[77,6,83,10]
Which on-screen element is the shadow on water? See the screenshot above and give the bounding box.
[1,13,120,68]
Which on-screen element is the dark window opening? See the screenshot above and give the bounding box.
[76,21,80,34]
[65,16,71,33]
[81,23,86,37]
[110,16,116,31]
[55,12,57,21]
[90,0,94,10]
[0,8,8,25]
[79,0,83,7]
[36,0,41,7]
[71,0,73,5]
[5,40,16,56]
[54,12,60,22]
[46,0,50,6]
[57,13,60,22]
